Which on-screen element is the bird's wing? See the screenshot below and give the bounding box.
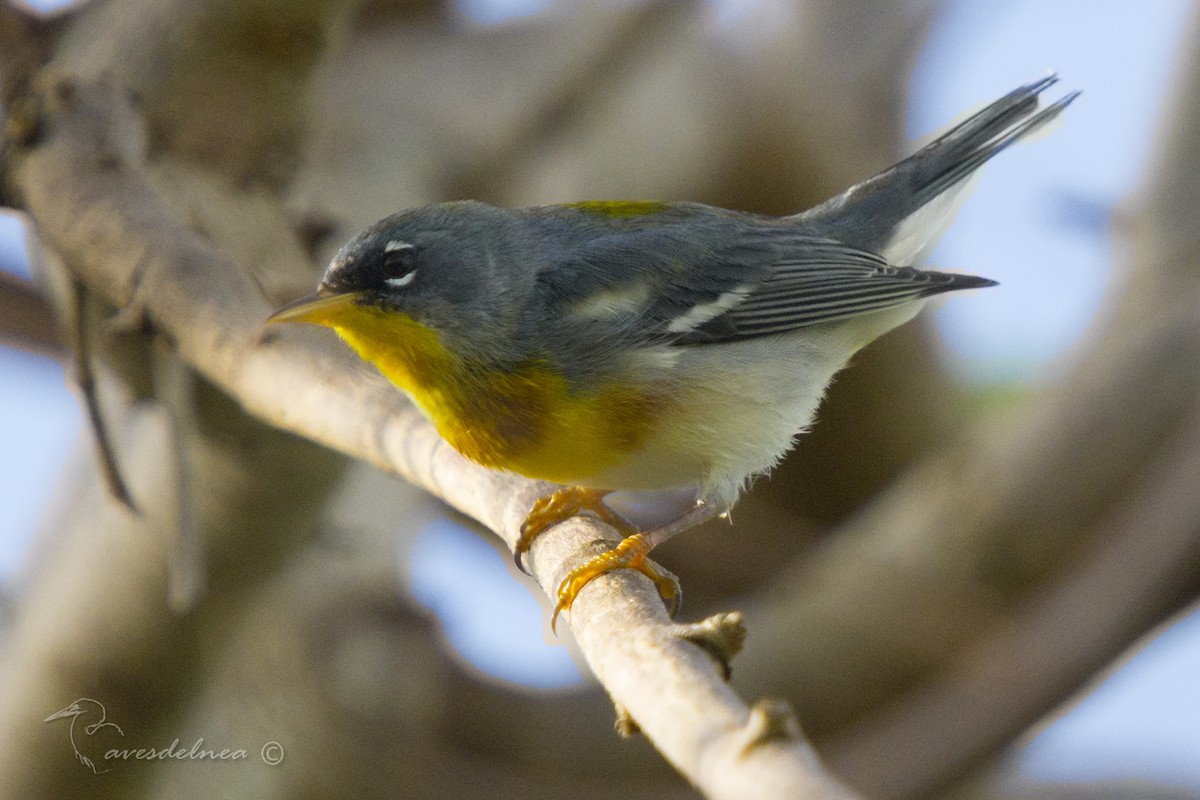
[537,217,992,348]
[662,233,995,344]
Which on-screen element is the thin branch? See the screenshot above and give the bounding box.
[2,74,863,800]
[65,276,136,509]
[150,344,203,611]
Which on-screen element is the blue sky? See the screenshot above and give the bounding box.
[2,0,1198,790]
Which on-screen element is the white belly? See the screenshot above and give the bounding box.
[585,304,924,510]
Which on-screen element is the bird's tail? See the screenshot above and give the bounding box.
[795,74,1079,263]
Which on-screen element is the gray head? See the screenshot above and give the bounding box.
[318,201,538,357]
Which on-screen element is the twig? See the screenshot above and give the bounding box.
[151,343,204,611]
[65,277,137,510]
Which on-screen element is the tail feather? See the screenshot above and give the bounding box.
[917,84,1079,205]
[795,74,1078,263]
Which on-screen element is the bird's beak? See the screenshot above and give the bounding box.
[44,706,78,722]
[267,288,360,325]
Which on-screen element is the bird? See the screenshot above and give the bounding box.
[270,75,1077,630]
[44,698,125,774]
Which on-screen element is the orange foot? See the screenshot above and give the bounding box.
[514,487,637,572]
[513,486,681,633]
[552,533,680,633]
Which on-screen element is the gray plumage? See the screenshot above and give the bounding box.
[311,75,1077,507]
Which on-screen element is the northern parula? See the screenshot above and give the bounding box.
[270,75,1076,628]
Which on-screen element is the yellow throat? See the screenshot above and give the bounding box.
[272,294,661,485]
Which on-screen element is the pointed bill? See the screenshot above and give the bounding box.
[267,290,361,324]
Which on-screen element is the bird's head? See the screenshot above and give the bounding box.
[269,201,537,362]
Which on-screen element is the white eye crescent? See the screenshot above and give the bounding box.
[385,271,417,288]
[380,239,417,288]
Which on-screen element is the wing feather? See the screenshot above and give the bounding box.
[524,206,994,355]
[669,244,995,345]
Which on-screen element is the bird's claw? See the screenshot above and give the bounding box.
[551,533,681,634]
[513,487,635,574]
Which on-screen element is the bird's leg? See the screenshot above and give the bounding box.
[551,500,720,632]
[514,487,638,573]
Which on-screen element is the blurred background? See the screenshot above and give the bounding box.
[1,0,1198,798]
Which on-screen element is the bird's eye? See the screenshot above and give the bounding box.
[380,240,417,288]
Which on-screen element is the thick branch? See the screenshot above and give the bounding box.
[824,391,1200,798]
[749,6,1200,793]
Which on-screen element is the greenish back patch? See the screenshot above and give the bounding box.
[564,200,672,218]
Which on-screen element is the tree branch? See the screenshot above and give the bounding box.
[663,7,1200,794]
[825,390,1200,798]
[812,11,1200,794]
[2,71,862,800]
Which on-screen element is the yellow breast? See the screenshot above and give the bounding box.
[315,304,662,485]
